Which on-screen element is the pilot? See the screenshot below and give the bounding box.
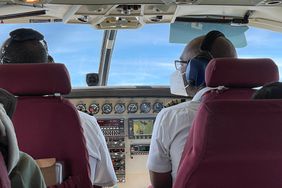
[252,82,282,99]
[147,30,237,188]
[0,28,117,187]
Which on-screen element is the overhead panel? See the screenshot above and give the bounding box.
[77,4,175,15]
[96,17,142,29]
[72,4,176,29]
[77,5,113,15]
[49,0,164,5]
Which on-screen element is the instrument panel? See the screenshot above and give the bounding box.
[73,98,165,115]
[67,87,188,188]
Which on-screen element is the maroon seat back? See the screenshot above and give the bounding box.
[174,100,282,188]
[174,58,280,188]
[202,58,279,101]
[0,153,10,188]
[0,63,92,188]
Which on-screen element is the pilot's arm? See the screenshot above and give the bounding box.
[149,171,172,188]
[147,109,173,188]
[78,111,118,187]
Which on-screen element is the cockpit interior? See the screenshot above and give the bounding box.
[0,0,282,188]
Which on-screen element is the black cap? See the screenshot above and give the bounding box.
[9,28,44,42]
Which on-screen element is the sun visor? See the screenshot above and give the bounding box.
[169,22,249,48]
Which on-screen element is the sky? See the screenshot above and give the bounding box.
[0,23,281,87]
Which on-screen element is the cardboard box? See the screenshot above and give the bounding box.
[36,158,57,187]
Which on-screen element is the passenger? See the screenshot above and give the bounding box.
[0,88,46,188]
[252,82,282,99]
[147,31,237,188]
[0,28,117,187]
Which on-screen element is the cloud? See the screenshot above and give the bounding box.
[108,60,173,85]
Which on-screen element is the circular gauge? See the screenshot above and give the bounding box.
[102,103,112,114]
[76,104,87,112]
[127,103,138,113]
[153,102,164,113]
[89,103,100,115]
[140,102,151,113]
[114,103,126,114]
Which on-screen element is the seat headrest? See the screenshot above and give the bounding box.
[206,58,279,88]
[0,63,71,96]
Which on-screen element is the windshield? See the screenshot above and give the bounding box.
[109,24,183,86]
[0,23,281,87]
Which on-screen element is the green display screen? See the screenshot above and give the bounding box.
[132,119,154,136]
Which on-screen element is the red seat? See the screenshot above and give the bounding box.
[202,58,279,102]
[0,63,92,188]
[175,100,282,188]
[174,58,280,188]
[0,153,11,188]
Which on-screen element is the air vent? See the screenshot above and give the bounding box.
[149,15,163,22]
[116,5,141,15]
[95,16,142,29]
[266,0,282,5]
[258,0,282,5]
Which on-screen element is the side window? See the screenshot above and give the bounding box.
[237,27,282,80]
[0,24,103,88]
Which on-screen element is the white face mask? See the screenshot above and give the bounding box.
[170,70,188,96]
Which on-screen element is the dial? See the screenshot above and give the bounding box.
[114,103,126,114]
[102,103,112,114]
[127,103,138,113]
[76,104,87,112]
[153,102,163,113]
[89,103,100,115]
[140,102,151,113]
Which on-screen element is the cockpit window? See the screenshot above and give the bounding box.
[109,24,184,86]
[110,25,282,86]
[237,27,282,80]
[0,23,281,87]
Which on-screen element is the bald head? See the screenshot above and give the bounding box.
[180,35,237,61]
[178,32,237,97]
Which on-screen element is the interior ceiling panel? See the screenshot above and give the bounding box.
[176,5,249,18]
[77,4,175,16]
[0,5,45,16]
[50,0,164,5]
[77,5,113,15]
[0,0,281,31]
[192,0,265,6]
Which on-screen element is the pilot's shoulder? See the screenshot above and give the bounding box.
[158,99,191,117]
[164,99,188,108]
[77,110,99,126]
[164,99,191,110]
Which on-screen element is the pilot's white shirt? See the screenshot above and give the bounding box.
[147,87,217,183]
[78,111,117,187]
